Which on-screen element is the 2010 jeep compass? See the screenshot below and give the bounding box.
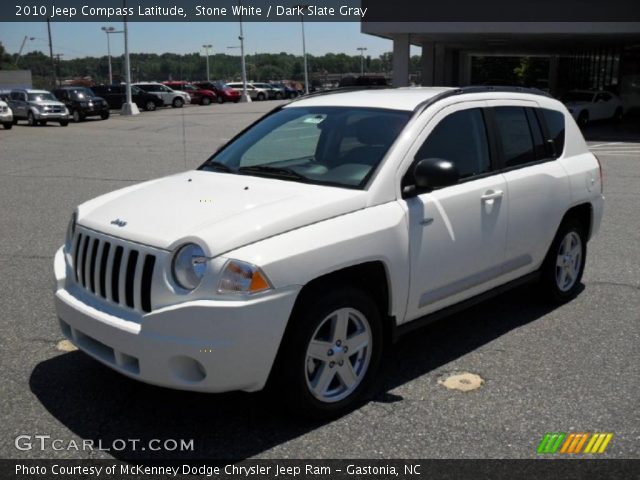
[53,86,604,416]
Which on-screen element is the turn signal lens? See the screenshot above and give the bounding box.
[217,260,272,294]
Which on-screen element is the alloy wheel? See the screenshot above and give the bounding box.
[555,231,583,292]
[304,307,372,403]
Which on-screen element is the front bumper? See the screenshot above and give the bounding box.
[53,246,300,393]
[0,113,12,123]
[33,110,69,121]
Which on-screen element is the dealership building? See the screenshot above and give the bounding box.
[362,22,640,107]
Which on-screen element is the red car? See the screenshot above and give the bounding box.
[163,81,216,105]
[193,81,241,103]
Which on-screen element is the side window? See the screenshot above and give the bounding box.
[415,108,490,179]
[541,108,565,157]
[493,107,536,168]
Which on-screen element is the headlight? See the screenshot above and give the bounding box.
[65,212,77,250]
[35,104,46,111]
[217,260,272,295]
[172,243,207,291]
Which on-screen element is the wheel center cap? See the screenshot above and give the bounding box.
[332,346,344,362]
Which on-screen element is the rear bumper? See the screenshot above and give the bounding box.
[53,246,300,393]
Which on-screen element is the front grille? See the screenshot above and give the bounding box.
[43,106,64,113]
[70,230,156,313]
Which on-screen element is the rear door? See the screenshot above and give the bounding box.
[487,102,570,281]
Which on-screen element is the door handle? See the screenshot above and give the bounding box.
[481,190,504,201]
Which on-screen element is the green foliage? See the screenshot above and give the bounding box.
[8,47,404,84]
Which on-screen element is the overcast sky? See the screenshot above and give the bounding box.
[0,21,421,59]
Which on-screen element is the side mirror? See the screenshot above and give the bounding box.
[413,158,459,191]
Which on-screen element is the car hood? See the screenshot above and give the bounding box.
[77,170,368,256]
[32,100,65,107]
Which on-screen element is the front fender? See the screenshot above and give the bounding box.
[225,201,410,321]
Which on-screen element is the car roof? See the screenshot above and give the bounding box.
[286,87,455,111]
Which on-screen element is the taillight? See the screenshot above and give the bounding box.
[594,153,603,194]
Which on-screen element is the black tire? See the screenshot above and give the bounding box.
[2,122,12,130]
[257,92,266,101]
[539,218,587,304]
[613,107,623,123]
[27,111,36,127]
[577,110,589,128]
[217,95,224,104]
[144,100,157,111]
[172,97,184,108]
[201,96,211,106]
[12,118,18,125]
[270,286,383,419]
[59,120,69,127]
[72,110,83,123]
[100,111,110,120]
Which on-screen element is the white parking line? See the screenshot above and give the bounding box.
[588,142,623,148]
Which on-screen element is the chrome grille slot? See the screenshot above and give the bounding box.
[69,229,157,314]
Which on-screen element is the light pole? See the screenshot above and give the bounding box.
[237,1,251,102]
[202,44,212,82]
[101,26,123,84]
[15,36,35,67]
[297,5,310,94]
[357,47,367,76]
[120,2,139,116]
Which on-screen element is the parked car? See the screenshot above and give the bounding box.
[193,81,240,103]
[163,82,217,105]
[53,86,603,417]
[8,89,69,126]
[53,86,110,123]
[563,90,624,127]
[0,99,13,129]
[271,82,299,99]
[252,82,283,100]
[339,75,390,88]
[226,82,270,101]
[91,85,164,112]
[133,83,190,108]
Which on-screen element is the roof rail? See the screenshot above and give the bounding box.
[412,85,553,115]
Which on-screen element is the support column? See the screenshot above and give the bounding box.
[421,42,434,86]
[548,55,559,96]
[392,34,410,87]
[434,43,446,85]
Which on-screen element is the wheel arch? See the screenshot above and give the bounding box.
[287,261,395,350]
[562,202,593,240]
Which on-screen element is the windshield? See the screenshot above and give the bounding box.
[69,88,95,99]
[214,82,229,89]
[28,92,56,102]
[199,106,411,189]
[563,92,594,102]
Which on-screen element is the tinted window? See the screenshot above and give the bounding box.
[493,107,536,167]
[541,108,565,157]
[525,108,547,160]
[415,108,490,179]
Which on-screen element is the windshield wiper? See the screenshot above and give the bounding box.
[201,160,235,173]
[238,165,307,181]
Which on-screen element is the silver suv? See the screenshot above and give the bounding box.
[8,89,70,127]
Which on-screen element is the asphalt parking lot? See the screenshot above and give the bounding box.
[0,102,638,460]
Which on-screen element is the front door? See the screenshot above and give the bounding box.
[404,103,509,320]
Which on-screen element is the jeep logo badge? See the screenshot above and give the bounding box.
[110,219,127,227]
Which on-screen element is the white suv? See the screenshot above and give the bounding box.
[133,83,190,108]
[53,87,604,417]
